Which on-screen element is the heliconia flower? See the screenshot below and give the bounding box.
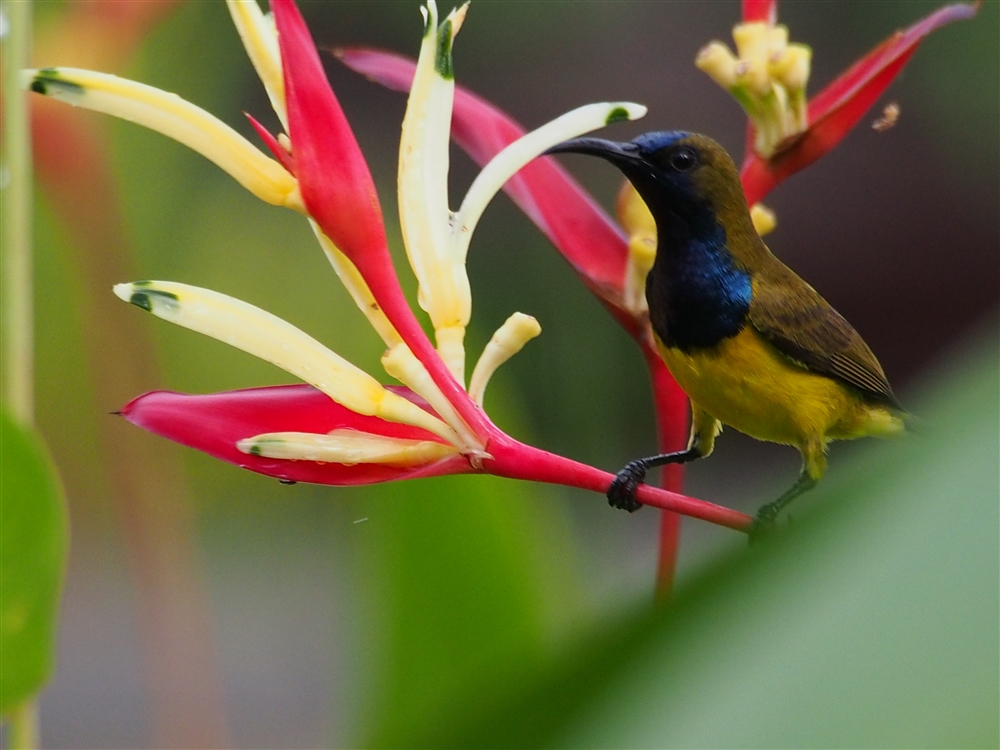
[337,0,980,584]
[25,0,751,533]
[713,0,981,205]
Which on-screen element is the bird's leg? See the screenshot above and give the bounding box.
[749,439,826,541]
[749,471,816,538]
[607,449,703,512]
[607,407,719,512]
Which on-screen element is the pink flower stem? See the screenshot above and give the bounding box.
[484,435,752,533]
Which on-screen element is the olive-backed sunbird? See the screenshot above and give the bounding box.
[548,131,906,533]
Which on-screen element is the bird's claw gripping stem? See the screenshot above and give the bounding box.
[607,459,649,512]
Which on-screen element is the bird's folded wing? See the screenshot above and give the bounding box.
[748,263,900,408]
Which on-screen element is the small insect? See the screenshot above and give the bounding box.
[872,102,900,132]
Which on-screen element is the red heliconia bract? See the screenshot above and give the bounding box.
[121,385,470,485]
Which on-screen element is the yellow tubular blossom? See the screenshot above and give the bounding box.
[237,429,459,465]
[468,313,542,407]
[398,1,472,382]
[695,41,740,89]
[308,221,403,349]
[23,68,302,210]
[381,343,486,456]
[750,203,778,237]
[455,102,648,262]
[226,0,287,128]
[616,181,658,316]
[111,281,458,443]
[695,20,813,158]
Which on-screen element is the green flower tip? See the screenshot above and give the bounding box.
[606,106,631,126]
[435,19,455,79]
[24,68,84,97]
[113,283,179,314]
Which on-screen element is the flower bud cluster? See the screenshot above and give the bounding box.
[696,21,811,158]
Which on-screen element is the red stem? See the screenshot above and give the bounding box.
[484,434,751,533]
[644,346,692,596]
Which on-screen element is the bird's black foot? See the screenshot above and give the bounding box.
[607,460,648,513]
[747,502,781,544]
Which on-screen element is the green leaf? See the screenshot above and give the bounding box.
[355,472,584,747]
[419,329,1000,748]
[0,410,69,714]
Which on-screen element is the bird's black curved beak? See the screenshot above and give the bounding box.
[544,137,641,168]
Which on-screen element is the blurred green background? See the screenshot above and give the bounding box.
[21,0,998,747]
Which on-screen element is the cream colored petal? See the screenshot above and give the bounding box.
[112,280,458,444]
[237,429,459,465]
[24,67,301,210]
[695,41,740,89]
[732,21,770,61]
[468,313,541,407]
[624,236,657,316]
[616,180,657,315]
[398,1,471,380]
[308,220,402,349]
[454,102,648,264]
[227,0,287,128]
[381,343,485,456]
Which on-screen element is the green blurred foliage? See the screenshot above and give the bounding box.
[0,411,69,714]
[380,326,999,748]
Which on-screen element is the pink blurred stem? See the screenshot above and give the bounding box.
[32,102,231,747]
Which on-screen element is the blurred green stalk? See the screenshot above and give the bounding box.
[2,1,39,747]
[2,0,33,428]
[7,702,39,750]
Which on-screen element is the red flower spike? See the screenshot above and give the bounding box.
[271,0,489,438]
[118,385,750,530]
[740,1,979,205]
[742,0,777,25]
[120,385,471,485]
[245,113,296,176]
[270,0,387,270]
[336,48,632,310]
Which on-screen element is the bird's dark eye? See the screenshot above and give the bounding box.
[669,148,696,172]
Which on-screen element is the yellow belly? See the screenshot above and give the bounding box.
[657,326,900,449]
